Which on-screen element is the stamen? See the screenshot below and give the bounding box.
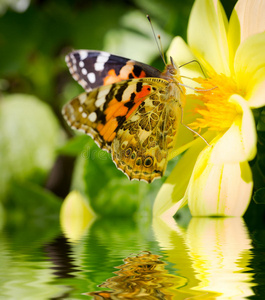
[189,72,245,132]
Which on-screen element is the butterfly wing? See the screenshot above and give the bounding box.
[65,50,162,91]
[63,78,159,152]
[62,78,182,182]
[111,79,182,183]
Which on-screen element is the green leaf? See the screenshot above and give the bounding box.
[256,107,265,132]
[3,180,61,249]
[57,134,91,156]
[104,10,172,64]
[253,188,265,204]
[83,143,141,216]
[70,141,157,217]
[251,130,265,190]
[5,180,61,218]
[0,94,62,197]
[95,178,140,217]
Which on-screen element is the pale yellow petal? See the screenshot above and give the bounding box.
[227,7,241,72]
[211,95,257,163]
[187,143,253,217]
[170,94,214,157]
[187,0,230,75]
[235,0,265,43]
[153,133,213,218]
[235,32,265,108]
[247,78,265,108]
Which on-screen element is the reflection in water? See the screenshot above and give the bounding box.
[186,218,256,299]
[153,217,256,299]
[86,251,187,299]
[0,212,262,299]
[44,235,77,278]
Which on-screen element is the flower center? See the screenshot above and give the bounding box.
[189,72,245,132]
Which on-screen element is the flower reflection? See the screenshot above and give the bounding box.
[153,217,255,299]
[60,190,96,242]
[85,251,191,299]
[186,218,255,298]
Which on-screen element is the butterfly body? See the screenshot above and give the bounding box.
[63,50,185,183]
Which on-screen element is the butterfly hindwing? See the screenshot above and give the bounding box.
[111,79,182,182]
[65,50,162,92]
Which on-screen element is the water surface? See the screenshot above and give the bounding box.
[0,215,264,299]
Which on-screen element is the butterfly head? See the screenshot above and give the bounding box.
[161,56,181,82]
[169,56,180,75]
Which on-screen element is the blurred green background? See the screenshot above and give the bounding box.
[1,0,264,226]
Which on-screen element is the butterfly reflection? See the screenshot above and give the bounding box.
[84,251,188,299]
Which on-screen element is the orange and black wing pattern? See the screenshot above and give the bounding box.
[65,50,162,91]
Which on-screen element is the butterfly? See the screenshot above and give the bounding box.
[62,50,185,183]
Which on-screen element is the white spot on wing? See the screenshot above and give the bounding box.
[79,79,87,88]
[73,74,79,81]
[82,112,88,118]
[94,63,104,71]
[88,112,97,122]
[87,72,96,83]
[79,93,87,104]
[78,106,83,112]
[121,84,136,102]
[79,61,84,68]
[82,68,87,75]
[97,87,111,102]
[79,50,88,60]
[94,52,110,71]
[72,64,77,72]
[97,54,110,63]
[95,97,106,107]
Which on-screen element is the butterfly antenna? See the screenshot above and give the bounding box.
[146,15,166,66]
[179,60,207,78]
[157,34,166,65]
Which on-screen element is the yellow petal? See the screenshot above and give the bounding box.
[235,0,265,43]
[167,36,203,88]
[60,190,96,242]
[235,32,265,108]
[187,141,253,217]
[171,95,213,156]
[153,132,215,218]
[187,0,230,75]
[227,7,241,72]
[211,95,257,163]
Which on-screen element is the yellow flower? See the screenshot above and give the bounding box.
[154,0,265,217]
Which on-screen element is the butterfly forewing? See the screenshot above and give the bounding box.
[65,50,162,92]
